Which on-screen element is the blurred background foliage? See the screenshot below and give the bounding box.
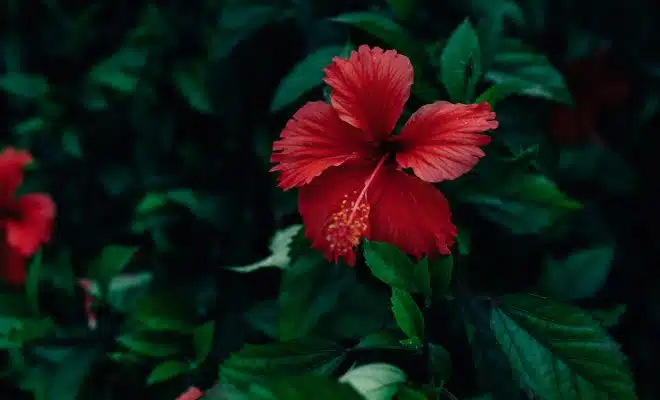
[1,0,659,399]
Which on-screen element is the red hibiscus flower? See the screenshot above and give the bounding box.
[176,386,204,400]
[551,51,630,145]
[0,148,56,285]
[270,45,498,265]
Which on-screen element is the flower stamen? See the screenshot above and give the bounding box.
[324,154,389,262]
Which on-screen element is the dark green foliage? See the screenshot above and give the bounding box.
[1,0,658,399]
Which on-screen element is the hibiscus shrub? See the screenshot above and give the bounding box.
[1,0,658,399]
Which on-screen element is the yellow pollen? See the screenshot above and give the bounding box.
[324,196,370,257]
[323,154,388,261]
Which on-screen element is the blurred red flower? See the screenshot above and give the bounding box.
[551,51,630,145]
[271,45,498,265]
[176,386,203,400]
[0,148,56,285]
[78,279,98,329]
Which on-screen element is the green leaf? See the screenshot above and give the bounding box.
[277,253,347,341]
[428,255,453,298]
[412,258,431,299]
[462,173,582,234]
[125,4,165,41]
[391,288,424,340]
[315,281,391,340]
[248,375,363,400]
[486,39,572,105]
[271,46,345,112]
[132,292,196,332]
[193,321,215,363]
[330,12,438,102]
[108,352,142,365]
[9,317,55,344]
[461,295,523,400]
[497,143,541,164]
[456,226,471,255]
[84,272,153,312]
[558,145,637,195]
[386,0,417,21]
[396,386,429,399]
[441,18,481,102]
[485,120,552,172]
[363,241,418,292]
[503,173,581,205]
[220,339,346,390]
[331,12,416,59]
[491,293,637,400]
[355,331,405,350]
[117,332,182,358]
[0,293,31,335]
[147,360,190,385]
[210,6,282,59]
[135,193,169,214]
[0,317,18,338]
[61,129,83,158]
[25,252,43,316]
[88,66,138,94]
[467,0,525,26]
[339,363,407,400]
[13,117,46,135]
[537,244,615,301]
[87,48,146,94]
[104,47,148,69]
[165,189,201,211]
[89,245,138,292]
[429,343,452,384]
[38,346,102,400]
[0,73,49,99]
[0,337,20,349]
[41,251,75,297]
[591,305,627,328]
[475,9,507,72]
[134,189,220,223]
[173,62,212,113]
[476,81,531,107]
[227,225,303,272]
[245,300,278,338]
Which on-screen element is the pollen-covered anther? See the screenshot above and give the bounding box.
[324,198,370,257]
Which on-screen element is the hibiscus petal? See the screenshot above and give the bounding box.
[298,163,383,266]
[176,387,204,400]
[0,243,27,285]
[0,147,33,205]
[370,168,457,259]
[0,147,32,170]
[394,102,498,182]
[6,193,56,256]
[324,45,413,141]
[270,101,372,190]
